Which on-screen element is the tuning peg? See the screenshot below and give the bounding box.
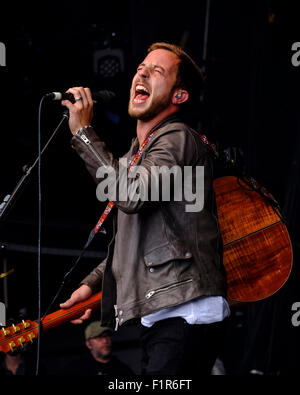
[18,336,25,347]
[9,341,16,352]
[28,332,36,343]
[22,320,30,329]
[2,327,10,336]
[0,268,15,279]
[12,324,20,333]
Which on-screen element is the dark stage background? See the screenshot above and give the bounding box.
[0,0,299,376]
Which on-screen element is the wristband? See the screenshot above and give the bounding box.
[75,125,92,135]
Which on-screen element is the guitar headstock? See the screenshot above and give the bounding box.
[0,319,38,354]
[0,291,102,354]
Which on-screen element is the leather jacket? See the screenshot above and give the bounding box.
[71,115,227,328]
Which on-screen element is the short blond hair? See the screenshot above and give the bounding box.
[148,42,204,105]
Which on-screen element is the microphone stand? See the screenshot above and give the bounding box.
[0,110,69,222]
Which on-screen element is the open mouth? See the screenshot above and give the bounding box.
[133,84,150,103]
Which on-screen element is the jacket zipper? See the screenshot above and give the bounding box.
[114,304,119,331]
[145,278,193,299]
[76,132,107,167]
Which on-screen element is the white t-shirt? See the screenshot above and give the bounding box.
[141,296,230,327]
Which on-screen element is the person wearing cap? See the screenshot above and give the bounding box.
[63,321,133,376]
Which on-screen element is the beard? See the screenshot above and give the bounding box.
[128,90,173,121]
[94,346,111,361]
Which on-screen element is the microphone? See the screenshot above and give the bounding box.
[44,90,116,104]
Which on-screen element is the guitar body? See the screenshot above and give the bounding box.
[213,176,293,303]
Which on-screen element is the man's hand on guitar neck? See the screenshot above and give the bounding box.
[60,284,93,324]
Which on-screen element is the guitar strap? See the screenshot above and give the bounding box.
[90,128,159,239]
[193,131,280,209]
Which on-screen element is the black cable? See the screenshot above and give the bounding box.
[36,95,46,376]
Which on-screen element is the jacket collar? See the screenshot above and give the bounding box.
[149,113,182,135]
[130,114,183,153]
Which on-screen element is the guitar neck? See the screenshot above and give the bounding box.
[41,292,102,331]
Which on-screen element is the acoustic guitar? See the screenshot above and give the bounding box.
[214,175,293,304]
[0,176,293,353]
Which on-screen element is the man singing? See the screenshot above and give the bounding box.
[60,42,230,375]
